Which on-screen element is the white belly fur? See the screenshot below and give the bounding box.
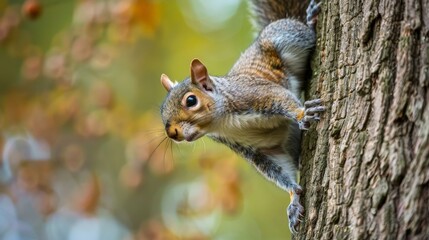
[208,114,292,148]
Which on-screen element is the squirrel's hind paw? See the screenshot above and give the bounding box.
[306,0,321,28]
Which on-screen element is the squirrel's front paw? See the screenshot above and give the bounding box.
[287,201,304,234]
[299,98,325,130]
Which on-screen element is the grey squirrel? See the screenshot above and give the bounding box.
[159,0,324,233]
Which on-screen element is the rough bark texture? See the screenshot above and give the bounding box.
[298,0,429,239]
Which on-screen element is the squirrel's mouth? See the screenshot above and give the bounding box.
[185,132,203,142]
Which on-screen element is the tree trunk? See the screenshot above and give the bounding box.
[299,0,429,239]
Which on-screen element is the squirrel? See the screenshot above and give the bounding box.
[159,0,324,233]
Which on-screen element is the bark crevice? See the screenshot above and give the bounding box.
[298,0,429,239]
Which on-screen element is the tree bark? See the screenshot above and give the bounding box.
[299,0,429,239]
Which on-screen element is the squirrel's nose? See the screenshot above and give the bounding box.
[167,128,179,140]
[165,123,180,141]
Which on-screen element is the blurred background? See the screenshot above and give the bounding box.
[0,0,292,239]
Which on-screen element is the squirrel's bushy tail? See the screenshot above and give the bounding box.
[249,0,308,32]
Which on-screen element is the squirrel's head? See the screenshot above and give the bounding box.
[160,59,216,142]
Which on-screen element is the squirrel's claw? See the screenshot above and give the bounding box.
[305,106,326,115]
[306,0,321,29]
[304,98,322,107]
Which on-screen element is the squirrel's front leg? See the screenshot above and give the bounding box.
[246,151,304,233]
[238,82,325,130]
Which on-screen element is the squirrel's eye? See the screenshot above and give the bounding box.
[185,95,198,107]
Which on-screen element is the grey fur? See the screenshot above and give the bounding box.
[160,0,324,234]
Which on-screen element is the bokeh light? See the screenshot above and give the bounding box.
[0,0,292,239]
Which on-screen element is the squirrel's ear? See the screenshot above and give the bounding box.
[190,59,213,91]
[160,74,174,92]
